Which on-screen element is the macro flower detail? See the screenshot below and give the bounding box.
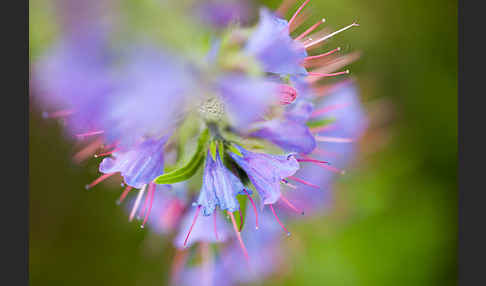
[250,100,316,153]
[196,147,248,216]
[32,0,367,285]
[98,137,167,189]
[228,144,299,205]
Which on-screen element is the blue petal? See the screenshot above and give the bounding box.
[245,8,307,76]
[250,101,316,154]
[218,74,278,129]
[228,145,299,205]
[196,149,247,216]
[99,137,167,188]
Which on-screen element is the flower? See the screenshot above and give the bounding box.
[245,8,308,76]
[98,137,167,189]
[228,145,299,205]
[250,100,316,154]
[33,0,367,285]
[195,147,248,216]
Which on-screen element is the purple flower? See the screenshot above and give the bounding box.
[228,145,299,205]
[100,46,194,147]
[245,8,307,76]
[250,100,316,154]
[99,137,167,189]
[32,29,115,137]
[217,74,279,129]
[285,81,367,214]
[196,148,248,216]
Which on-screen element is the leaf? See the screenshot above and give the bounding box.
[154,129,209,184]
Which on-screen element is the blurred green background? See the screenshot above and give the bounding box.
[29,0,457,285]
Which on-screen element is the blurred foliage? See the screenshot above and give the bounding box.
[29,0,457,285]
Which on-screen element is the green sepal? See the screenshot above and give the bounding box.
[153,129,209,184]
[228,194,248,232]
[209,140,218,161]
[306,117,336,128]
[227,143,243,157]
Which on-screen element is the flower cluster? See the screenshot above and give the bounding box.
[32,0,367,285]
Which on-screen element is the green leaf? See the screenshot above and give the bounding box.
[306,117,336,128]
[153,129,209,184]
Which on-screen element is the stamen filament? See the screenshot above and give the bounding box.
[76,130,105,139]
[287,175,320,189]
[304,22,359,48]
[295,18,326,41]
[280,195,304,215]
[183,206,201,247]
[244,190,259,230]
[315,136,354,143]
[228,211,249,261]
[129,185,146,222]
[141,183,156,228]
[85,172,115,190]
[269,204,291,235]
[304,47,341,61]
[288,0,311,27]
[311,102,351,117]
[116,186,132,205]
[307,70,350,78]
[297,158,330,164]
[42,109,74,118]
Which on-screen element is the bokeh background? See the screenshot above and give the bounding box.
[29,0,457,285]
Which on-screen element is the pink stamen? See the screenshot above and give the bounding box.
[141,183,156,228]
[304,22,359,49]
[276,0,296,17]
[213,212,219,241]
[307,70,350,78]
[138,186,150,220]
[315,136,354,143]
[76,130,105,139]
[288,0,311,28]
[311,102,351,117]
[42,109,74,118]
[129,185,146,222]
[295,18,325,41]
[116,186,132,205]
[94,148,118,158]
[319,164,346,175]
[304,47,341,61]
[228,211,249,262]
[244,190,259,230]
[310,124,337,133]
[73,138,103,163]
[287,175,320,189]
[183,206,201,247]
[297,158,329,165]
[280,195,304,215]
[269,204,291,235]
[281,179,298,189]
[85,172,116,190]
